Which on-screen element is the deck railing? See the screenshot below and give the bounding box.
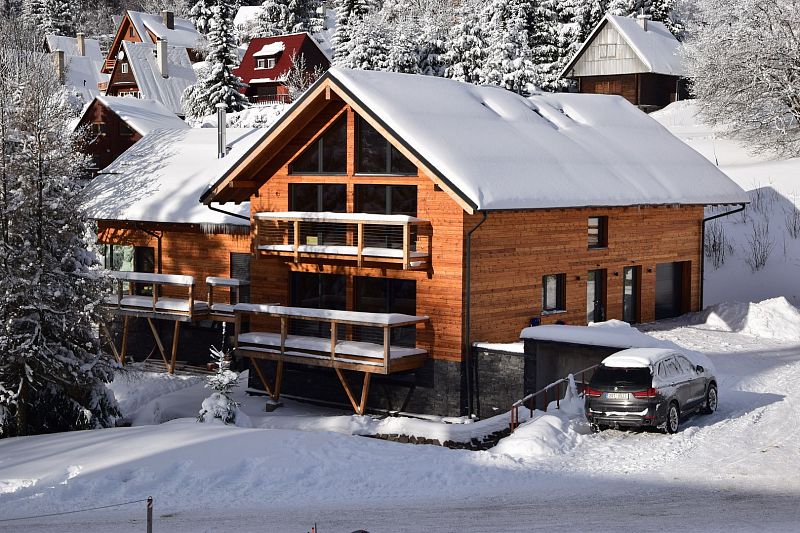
[250,94,292,105]
[255,211,432,270]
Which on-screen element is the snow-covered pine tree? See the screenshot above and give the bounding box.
[606,0,634,16]
[442,4,487,84]
[248,0,323,38]
[40,0,76,36]
[198,347,241,425]
[335,9,390,71]
[22,0,45,30]
[182,0,248,119]
[482,0,537,93]
[189,0,215,34]
[0,18,118,438]
[332,0,373,63]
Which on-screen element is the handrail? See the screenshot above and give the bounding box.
[509,364,599,432]
[105,270,198,318]
[254,211,428,225]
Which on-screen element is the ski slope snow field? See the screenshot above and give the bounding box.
[1,311,800,532]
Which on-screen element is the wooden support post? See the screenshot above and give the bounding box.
[402,223,410,270]
[120,316,129,366]
[146,317,170,369]
[152,283,158,311]
[358,372,371,415]
[100,322,121,364]
[293,220,300,262]
[330,320,337,360]
[383,325,390,371]
[280,316,287,354]
[168,321,181,374]
[357,222,364,267]
[249,357,274,397]
[208,285,215,309]
[273,360,284,401]
[188,284,195,319]
[334,368,371,415]
[234,312,241,349]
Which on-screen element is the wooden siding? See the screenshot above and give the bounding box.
[578,73,681,108]
[106,58,140,97]
[97,222,251,303]
[578,74,638,104]
[77,99,142,172]
[248,103,466,362]
[570,22,647,77]
[467,205,704,344]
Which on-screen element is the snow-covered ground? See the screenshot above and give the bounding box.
[652,101,800,307]
[2,300,800,531]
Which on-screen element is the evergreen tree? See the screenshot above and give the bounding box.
[332,0,373,62]
[189,0,215,34]
[198,347,242,425]
[182,0,248,119]
[529,0,561,91]
[443,7,487,84]
[335,9,390,71]
[41,0,75,36]
[606,0,634,16]
[482,0,537,93]
[0,18,118,438]
[248,0,323,38]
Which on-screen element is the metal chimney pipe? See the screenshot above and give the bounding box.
[156,38,168,78]
[76,32,85,56]
[216,103,227,158]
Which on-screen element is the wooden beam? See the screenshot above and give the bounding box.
[249,357,274,397]
[330,320,337,360]
[383,326,390,370]
[169,321,181,374]
[293,220,300,263]
[357,222,363,267]
[273,360,284,401]
[358,372,371,415]
[402,223,410,270]
[335,368,360,414]
[120,316,129,366]
[280,316,287,354]
[146,317,170,369]
[100,322,121,364]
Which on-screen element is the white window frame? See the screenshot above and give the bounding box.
[121,62,128,74]
[266,57,276,69]
[256,58,266,69]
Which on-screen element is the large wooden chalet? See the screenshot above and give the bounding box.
[234,33,330,105]
[85,68,747,418]
[560,14,689,112]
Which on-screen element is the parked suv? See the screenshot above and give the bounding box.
[584,348,717,434]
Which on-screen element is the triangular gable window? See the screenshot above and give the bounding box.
[356,116,416,175]
[289,116,347,174]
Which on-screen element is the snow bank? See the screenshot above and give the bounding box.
[109,368,203,419]
[699,297,800,342]
[521,320,670,349]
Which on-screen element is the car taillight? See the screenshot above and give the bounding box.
[632,388,657,398]
[584,386,602,398]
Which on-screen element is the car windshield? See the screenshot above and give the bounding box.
[591,366,652,387]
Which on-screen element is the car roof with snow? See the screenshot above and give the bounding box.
[202,68,749,210]
[602,348,678,368]
[82,128,266,226]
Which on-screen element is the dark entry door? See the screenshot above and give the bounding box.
[655,262,684,320]
[587,269,606,323]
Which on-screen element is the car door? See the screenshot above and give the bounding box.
[664,356,691,407]
[676,356,706,409]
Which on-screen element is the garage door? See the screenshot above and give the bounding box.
[655,262,685,320]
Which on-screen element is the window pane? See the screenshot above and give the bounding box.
[623,266,638,323]
[321,184,346,212]
[290,140,320,174]
[588,217,599,247]
[355,184,388,214]
[290,183,320,211]
[354,277,416,347]
[357,117,388,173]
[290,272,346,338]
[321,118,347,173]
[390,145,417,175]
[391,185,417,216]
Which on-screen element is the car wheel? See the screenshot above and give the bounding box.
[590,424,606,433]
[665,402,680,434]
[702,384,718,414]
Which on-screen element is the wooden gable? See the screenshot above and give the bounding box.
[105,51,140,96]
[102,13,143,74]
[568,20,648,77]
[202,76,476,214]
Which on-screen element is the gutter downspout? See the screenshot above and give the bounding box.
[700,203,746,309]
[207,204,250,222]
[464,211,488,418]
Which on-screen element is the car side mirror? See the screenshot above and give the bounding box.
[696,365,704,374]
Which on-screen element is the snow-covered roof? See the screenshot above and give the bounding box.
[602,348,676,368]
[520,320,673,349]
[64,55,109,101]
[325,68,747,210]
[82,128,268,226]
[126,10,200,49]
[562,15,685,78]
[123,41,196,116]
[79,95,188,136]
[253,42,285,57]
[45,34,103,58]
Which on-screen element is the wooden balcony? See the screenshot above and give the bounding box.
[255,211,432,270]
[104,59,116,72]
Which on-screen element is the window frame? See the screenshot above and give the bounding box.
[256,58,266,69]
[588,216,608,249]
[288,116,348,175]
[121,62,128,74]
[355,116,417,176]
[542,273,567,314]
[266,57,276,69]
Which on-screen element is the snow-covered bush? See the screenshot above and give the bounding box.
[786,206,800,240]
[198,347,241,425]
[744,219,774,272]
[705,220,733,269]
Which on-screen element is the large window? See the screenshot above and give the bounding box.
[588,216,608,248]
[290,183,347,245]
[290,272,346,338]
[289,116,347,174]
[100,244,154,295]
[622,266,641,323]
[354,277,416,347]
[355,185,417,249]
[542,273,566,313]
[356,116,416,175]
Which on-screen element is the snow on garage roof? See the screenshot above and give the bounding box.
[126,10,200,49]
[562,15,686,78]
[520,321,672,349]
[79,95,188,136]
[82,128,267,226]
[326,68,747,210]
[123,41,196,116]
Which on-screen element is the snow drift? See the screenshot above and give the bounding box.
[699,297,800,342]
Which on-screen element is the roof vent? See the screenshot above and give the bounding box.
[216,103,227,159]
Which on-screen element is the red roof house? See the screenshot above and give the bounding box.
[234,32,330,104]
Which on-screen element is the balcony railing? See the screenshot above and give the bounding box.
[255,211,432,270]
[250,94,292,105]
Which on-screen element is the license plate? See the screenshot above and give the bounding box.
[605,392,630,400]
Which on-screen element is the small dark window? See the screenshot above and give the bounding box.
[588,216,607,248]
[354,277,417,347]
[356,116,416,175]
[119,122,134,137]
[542,273,566,313]
[289,116,347,174]
[91,122,106,135]
[129,27,135,37]
[256,58,266,69]
[133,246,155,296]
[230,252,251,303]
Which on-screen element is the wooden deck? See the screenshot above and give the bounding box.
[234,303,430,414]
